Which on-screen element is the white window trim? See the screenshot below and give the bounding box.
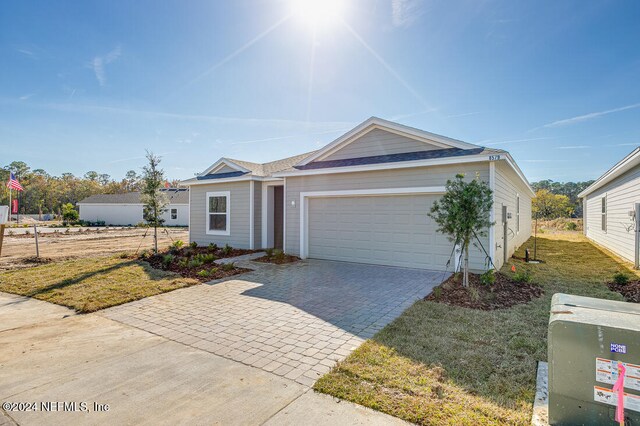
[601,195,607,233]
[206,191,231,236]
[516,193,520,235]
[298,186,446,259]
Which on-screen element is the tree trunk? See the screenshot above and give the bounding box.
[154,225,158,253]
[463,244,470,288]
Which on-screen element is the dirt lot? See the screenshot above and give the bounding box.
[0,228,189,271]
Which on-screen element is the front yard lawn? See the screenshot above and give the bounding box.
[0,255,198,312]
[314,233,636,425]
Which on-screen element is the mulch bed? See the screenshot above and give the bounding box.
[253,254,300,265]
[425,272,543,310]
[142,245,256,283]
[607,281,640,303]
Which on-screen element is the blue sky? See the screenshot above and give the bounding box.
[1,0,639,182]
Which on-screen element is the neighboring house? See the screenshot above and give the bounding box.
[578,147,640,268]
[78,189,189,226]
[180,117,533,272]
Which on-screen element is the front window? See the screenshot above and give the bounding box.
[207,191,230,235]
[171,208,177,220]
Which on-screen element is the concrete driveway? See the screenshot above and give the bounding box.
[102,260,442,386]
[1,260,441,425]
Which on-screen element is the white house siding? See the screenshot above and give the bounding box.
[161,204,189,227]
[284,163,491,271]
[322,128,440,161]
[492,161,533,270]
[79,203,188,226]
[79,204,143,226]
[584,164,640,263]
[189,181,251,248]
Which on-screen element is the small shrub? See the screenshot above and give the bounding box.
[162,254,175,266]
[222,262,235,272]
[612,272,630,286]
[171,240,185,250]
[139,249,150,259]
[222,244,233,256]
[273,249,285,262]
[197,269,210,278]
[480,269,496,286]
[513,270,532,283]
[7,230,14,236]
[565,222,578,231]
[178,258,189,268]
[24,230,30,235]
[189,241,198,249]
[119,252,130,259]
[468,286,481,302]
[265,248,274,259]
[208,243,218,252]
[188,258,204,269]
[202,253,217,264]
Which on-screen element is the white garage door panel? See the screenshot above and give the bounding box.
[308,195,447,270]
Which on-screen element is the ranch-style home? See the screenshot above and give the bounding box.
[579,146,640,268]
[78,188,189,226]
[180,117,534,272]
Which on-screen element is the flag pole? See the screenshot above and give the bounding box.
[8,186,11,224]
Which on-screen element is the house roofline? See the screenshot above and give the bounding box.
[296,116,478,166]
[578,146,640,198]
[179,175,282,186]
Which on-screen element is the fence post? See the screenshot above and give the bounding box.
[0,224,4,257]
[34,224,40,258]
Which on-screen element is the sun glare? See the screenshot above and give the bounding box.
[291,0,346,29]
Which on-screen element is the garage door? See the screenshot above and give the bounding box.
[307,195,451,270]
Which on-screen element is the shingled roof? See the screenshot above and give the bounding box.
[295,147,505,170]
[78,189,189,204]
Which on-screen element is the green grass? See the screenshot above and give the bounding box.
[0,255,199,312]
[314,234,636,425]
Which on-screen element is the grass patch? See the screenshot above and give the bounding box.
[0,255,199,312]
[314,234,635,425]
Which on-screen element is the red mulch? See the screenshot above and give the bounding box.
[607,281,640,303]
[253,254,300,265]
[425,272,543,310]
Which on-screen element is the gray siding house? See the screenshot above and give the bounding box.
[579,147,640,268]
[181,117,533,272]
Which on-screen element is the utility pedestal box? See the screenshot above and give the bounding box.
[549,293,640,425]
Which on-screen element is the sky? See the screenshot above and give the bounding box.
[1,0,639,183]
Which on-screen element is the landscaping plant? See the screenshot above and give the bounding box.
[428,173,493,287]
[612,272,630,286]
[140,151,168,253]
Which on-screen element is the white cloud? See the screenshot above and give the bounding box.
[92,46,122,86]
[543,103,640,128]
[553,145,589,150]
[391,0,424,28]
[484,137,553,146]
[19,94,35,101]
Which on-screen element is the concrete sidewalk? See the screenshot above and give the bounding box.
[0,292,407,425]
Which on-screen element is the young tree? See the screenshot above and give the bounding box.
[428,174,494,287]
[61,203,79,223]
[140,151,168,252]
[532,189,574,219]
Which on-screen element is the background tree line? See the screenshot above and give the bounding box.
[0,161,181,216]
[531,179,594,219]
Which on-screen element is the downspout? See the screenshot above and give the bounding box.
[249,180,255,250]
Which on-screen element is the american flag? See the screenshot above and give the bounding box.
[7,172,24,191]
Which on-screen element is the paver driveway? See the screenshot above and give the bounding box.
[102,259,443,386]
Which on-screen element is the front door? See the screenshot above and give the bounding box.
[273,186,284,250]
